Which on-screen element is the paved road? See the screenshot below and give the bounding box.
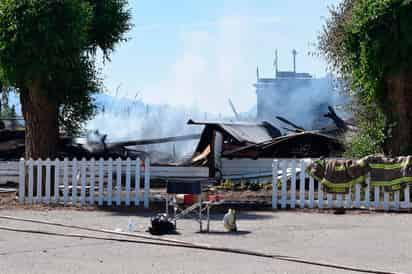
[0,209,410,274]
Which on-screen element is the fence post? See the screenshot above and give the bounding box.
[309,176,315,208]
[383,191,390,211]
[272,160,278,209]
[45,158,51,204]
[336,194,343,208]
[374,185,380,209]
[89,158,95,205]
[54,159,60,204]
[63,158,68,205]
[72,158,78,205]
[354,183,361,208]
[318,177,324,209]
[80,158,87,206]
[98,158,104,206]
[18,158,25,203]
[290,160,297,209]
[28,159,33,204]
[36,159,42,203]
[144,157,151,208]
[107,158,113,206]
[404,185,410,209]
[346,186,352,209]
[125,158,131,206]
[135,158,141,206]
[281,160,288,209]
[364,173,370,209]
[116,158,122,206]
[299,160,306,208]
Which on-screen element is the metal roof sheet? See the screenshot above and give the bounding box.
[219,124,273,144]
[222,131,342,157]
[187,120,280,144]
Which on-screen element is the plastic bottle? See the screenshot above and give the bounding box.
[127,217,136,232]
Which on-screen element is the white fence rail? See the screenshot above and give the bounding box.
[221,158,273,182]
[2,161,209,184]
[272,159,412,211]
[18,158,151,208]
[0,161,19,184]
[11,157,412,211]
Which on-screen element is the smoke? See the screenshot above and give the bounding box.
[257,74,348,131]
[87,94,220,159]
[139,15,281,115]
[5,91,233,159]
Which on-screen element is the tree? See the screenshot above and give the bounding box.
[320,0,412,156]
[0,0,131,159]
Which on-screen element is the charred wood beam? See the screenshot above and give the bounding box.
[281,127,302,133]
[275,116,305,132]
[324,106,348,130]
[106,134,201,149]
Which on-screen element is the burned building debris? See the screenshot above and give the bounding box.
[73,132,200,163]
[0,123,200,163]
[188,120,346,162]
[188,106,351,178]
[0,107,352,186]
[0,105,351,165]
[222,131,343,159]
[189,120,281,168]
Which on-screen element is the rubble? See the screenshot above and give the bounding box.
[188,119,282,172]
[187,106,353,177]
[0,124,199,163]
[0,106,354,171]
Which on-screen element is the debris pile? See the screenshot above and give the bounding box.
[188,106,354,176]
[0,106,354,172]
[0,122,199,163]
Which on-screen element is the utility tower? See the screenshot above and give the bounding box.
[292,49,298,73]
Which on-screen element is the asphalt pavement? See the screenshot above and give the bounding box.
[0,208,410,274]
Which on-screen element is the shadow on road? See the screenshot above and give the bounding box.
[196,230,251,236]
[98,206,276,221]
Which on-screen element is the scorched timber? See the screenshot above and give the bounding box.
[107,134,201,148]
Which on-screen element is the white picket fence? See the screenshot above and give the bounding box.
[14,157,412,211]
[18,158,151,208]
[272,159,412,211]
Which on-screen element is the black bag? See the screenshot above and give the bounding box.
[148,214,175,235]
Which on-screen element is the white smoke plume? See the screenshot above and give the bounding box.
[257,74,348,131]
[87,94,221,159]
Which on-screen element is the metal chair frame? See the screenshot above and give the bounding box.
[165,180,221,232]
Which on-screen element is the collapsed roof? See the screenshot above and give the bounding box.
[222,131,344,159]
[189,115,346,167]
[189,120,282,167]
[188,119,281,145]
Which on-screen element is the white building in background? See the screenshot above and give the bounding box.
[255,50,343,130]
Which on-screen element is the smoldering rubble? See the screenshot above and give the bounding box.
[0,126,200,164]
[0,106,355,173]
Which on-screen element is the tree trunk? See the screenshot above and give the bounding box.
[384,71,412,155]
[20,84,59,160]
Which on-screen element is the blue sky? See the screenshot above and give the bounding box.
[100,0,342,115]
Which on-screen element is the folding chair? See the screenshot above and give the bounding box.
[165,179,220,232]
